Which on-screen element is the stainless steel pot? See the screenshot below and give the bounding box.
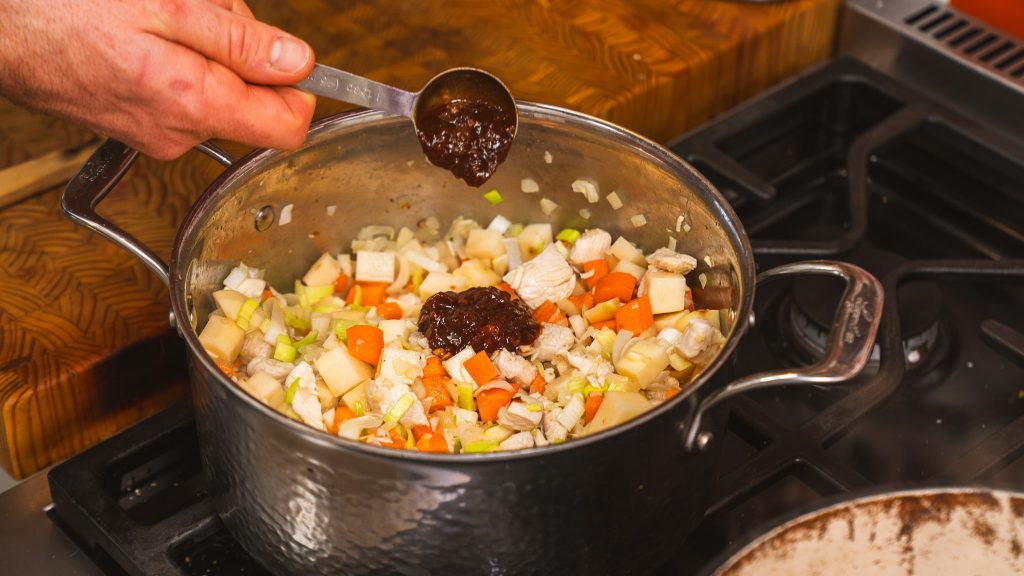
[706,488,1024,576]
[62,103,883,575]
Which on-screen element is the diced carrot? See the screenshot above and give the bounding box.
[496,281,518,300]
[415,431,449,453]
[584,393,603,424]
[345,281,389,305]
[423,376,453,413]
[582,259,610,288]
[381,429,407,449]
[594,272,637,303]
[347,324,384,365]
[376,301,403,320]
[477,388,513,422]
[532,300,558,323]
[615,295,653,334]
[464,350,499,386]
[333,274,350,294]
[328,405,357,435]
[590,319,617,331]
[424,356,445,378]
[530,373,547,395]
[261,289,274,302]
[665,389,681,399]
[569,292,595,312]
[411,425,432,442]
[214,359,236,378]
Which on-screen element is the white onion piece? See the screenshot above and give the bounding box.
[337,415,384,440]
[569,315,586,339]
[503,238,522,271]
[473,380,516,397]
[612,329,635,364]
[388,255,411,293]
[405,251,446,273]
[487,215,512,234]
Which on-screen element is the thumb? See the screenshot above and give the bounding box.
[152,1,314,84]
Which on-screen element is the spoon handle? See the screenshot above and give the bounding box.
[295,63,416,118]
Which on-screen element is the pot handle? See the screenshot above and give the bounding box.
[683,260,884,451]
[60,138,235,287]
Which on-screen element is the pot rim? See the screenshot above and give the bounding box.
[169,101,756,462]
[698,484,1024,576]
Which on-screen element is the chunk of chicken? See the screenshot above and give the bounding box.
[499,431,535,451]
[246,357,295,380]
[503,244,576,309]
[497,401,544,431]
[677,318,720,360]
[285,362,326,430]
[646,247,698,274]
[531,323,576,362]
[240,331,272,362]
[491,349,538,385]
[564,349,614,387]
[568,229,612,267]
[366,378,429,429]
[542,407,569,443]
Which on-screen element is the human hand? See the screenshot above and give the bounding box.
[0,0,316,159]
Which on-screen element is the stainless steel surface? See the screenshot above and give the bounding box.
[295,64,517,136]
[842,0,1024,144]
[61,140,234,288]
[685,261,884,450]
[296,63,416,117]
[0,471,104,576]
[62,100,878,574]
[710,488,1024,575]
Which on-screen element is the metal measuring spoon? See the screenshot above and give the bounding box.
[295,64,518,187]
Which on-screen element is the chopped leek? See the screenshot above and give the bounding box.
[350,285,363,307]
[555,228,581,244]
[235,298,260,330]
[526,403,542,412]
[285,378,300,404]
[457,384,475,411]
[353,400,365,417]
[305,284,334,304]
[334,319,362,342]
[294,330,318,351]
[483,189,504,205]
[463,440,497,453]
[507,223,524,237]
[411,267,424,296]
[384,393,416,424]
[274,335,297,362]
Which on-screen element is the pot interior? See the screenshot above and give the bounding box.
[171,102,753,420]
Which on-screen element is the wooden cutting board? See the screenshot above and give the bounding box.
[0,0,841,478]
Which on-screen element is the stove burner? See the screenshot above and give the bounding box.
[787,247,944,371]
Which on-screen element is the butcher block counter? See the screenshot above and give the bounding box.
[0,0,841,479]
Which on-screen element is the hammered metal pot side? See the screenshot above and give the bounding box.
[171,104,754,575]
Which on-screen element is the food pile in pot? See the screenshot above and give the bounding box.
[198,215,726,453]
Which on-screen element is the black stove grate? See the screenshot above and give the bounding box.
[48,57,1024,575]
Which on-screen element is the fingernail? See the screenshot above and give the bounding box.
[269,36,310,73]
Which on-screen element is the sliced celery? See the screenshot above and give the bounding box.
[483,189,503,205]
[457,384,475,411]
[463,440,497,453]
[384,393,415,424]
[285,378,300,404]
[235,298,260,330]
[555,228,581,244]
[274,335,297,362]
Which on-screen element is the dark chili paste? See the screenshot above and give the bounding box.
[415,99,516,187]
[418,286,540,358]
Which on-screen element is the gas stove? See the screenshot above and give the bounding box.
[3,1,1023,574]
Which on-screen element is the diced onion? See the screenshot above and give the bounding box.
[630,214,647,228]
[405,251,446,273]
[521,178,540,193]
[540,198,558,215]
[279,203,294,226]
[543,151,553,164]
[569,315,586,339]
[338,415,383,440]
[388,255,411,293]
[606,192,623,210]
[612,329,634,364]
[473,380,515,397]
[326,205,337,216]
[487,215,512,234]
[579,208,592,219]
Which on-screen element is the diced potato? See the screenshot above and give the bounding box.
[653,310,690,331]
[517,223,552,261]
[303,252,342,286]
[333,309,368,322]
[341,382,367,411]
[643,271,687,314]
[585,391,652,434]
[453,259,502,288]
[199,315,246,363]
[213,289,247,321]
[465,229,506,260]
[669,353,696,382]
[356,251,395,283]
[491,254,509,276]
[614,339,670,388]
[395,227,416,249]
[610,236,646,266]
[675,309,722,333]
[377,347,425,384]
[584,298,621,323]
[612,259,646,280]
[240,371,286,409]
[378,319,415,345]
[315,346,374,397]
[419,272,466,300]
